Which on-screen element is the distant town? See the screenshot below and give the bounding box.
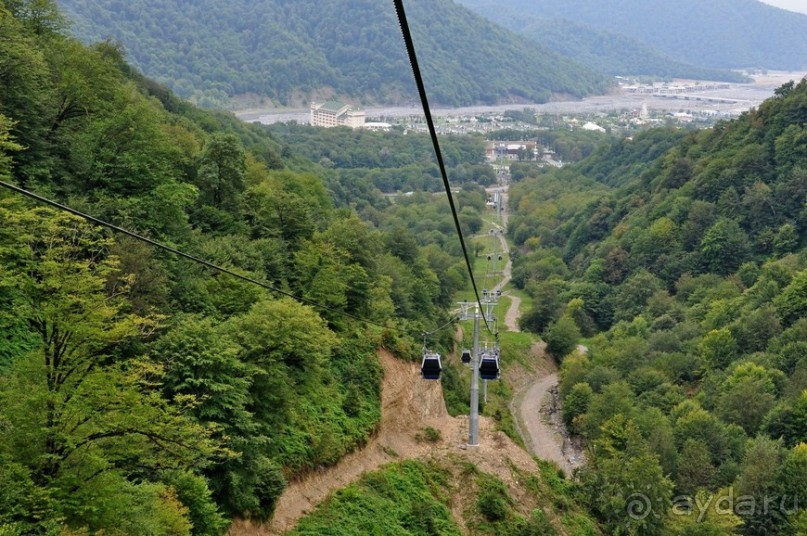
[243,71,806,137]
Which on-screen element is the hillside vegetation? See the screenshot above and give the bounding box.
[0,1,492,532]
[508,78,807,534]
[288,459,600,536]
[459,0,807,71]
[515,19,746,82]
[456,1,746,82]
[56,0,608,108]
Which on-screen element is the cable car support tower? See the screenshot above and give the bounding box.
[457,290,500,447]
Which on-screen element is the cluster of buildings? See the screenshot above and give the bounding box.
[621,81,732,95]
[484,141,561,167]
[309,101,391,131]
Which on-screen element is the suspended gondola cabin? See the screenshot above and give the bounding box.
[421,352,442,380]
[461,348,472,364]
[479,351,500,380]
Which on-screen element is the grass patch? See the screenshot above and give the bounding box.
[416,427,442,443]
[457,229,510,303]
[470,473,563,535]
[499,331,537,369]
[441,362,470,417]
[561,513,600,536]
[289,461,462,536]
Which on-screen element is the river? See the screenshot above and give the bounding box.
[236,71,806,126]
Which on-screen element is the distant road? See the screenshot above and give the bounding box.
[237,71,806,125]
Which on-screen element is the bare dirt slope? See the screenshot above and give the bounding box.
[229,350,540,535]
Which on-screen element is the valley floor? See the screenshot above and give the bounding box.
[229,182,584,535]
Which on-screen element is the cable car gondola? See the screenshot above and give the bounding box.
[421,352,442,380]
[479,351,500,380]
[461,348,472,364]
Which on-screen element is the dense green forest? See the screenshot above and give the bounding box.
[267,123,495,195]
[56,0,608,108]
[0,2,486,532]
[508,78,807,534]
[3,0,806,534]
[459,0,807,71]
[515,20,747,83]
[454,2,746,82]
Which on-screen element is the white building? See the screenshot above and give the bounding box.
[364,122,392,132]
[310,101,366,128]
[581,122,606,133]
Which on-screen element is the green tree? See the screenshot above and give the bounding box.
[579,416,673,536]
[764,391,807,447]
[700,218,749,275]
[699,329,738,370]
[774,270,807,326]
[0,205,213,532]
[610,270,664,323]
[0,114,23,177]
[5,0,64,35]
[734,436,787,535]
[773,223,799,255]
[675,440,716,495]
[544,315,581,360]
[716,363,776,435]
[778,443,807,531]
[563,382,593,432]
[519,281,562,333]
[196,132,247,212]
[0,10,54,183]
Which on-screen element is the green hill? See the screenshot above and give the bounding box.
[56,0,609,108]
[508,78,807,534]
[518,18,747,82]
[0,1,491,531]
[459,0,807,71]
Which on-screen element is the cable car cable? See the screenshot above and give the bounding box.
[422,315,459,337]
[0,179,421,334]
[393,0,492,334]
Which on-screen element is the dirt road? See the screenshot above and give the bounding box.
[516,368,585,475]
[504,294,521,332]
[492,187,583,475]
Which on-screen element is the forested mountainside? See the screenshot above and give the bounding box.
[490,16,746,82]
[56,0,608,109]
[509,79,807,534]
[0,2,490,532]
[458,0,807,71]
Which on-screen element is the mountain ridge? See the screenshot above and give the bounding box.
[458,0,807,71]
[57,0,609,108]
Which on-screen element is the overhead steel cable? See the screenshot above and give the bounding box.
[393,0,492,333]
[422,315,459,338]
[0,179,433,334]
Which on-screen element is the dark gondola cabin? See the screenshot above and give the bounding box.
[461,349,472,364]
[479,351,500,380]
[421,352,442,380]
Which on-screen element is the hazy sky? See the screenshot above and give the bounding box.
[758,0,807,15]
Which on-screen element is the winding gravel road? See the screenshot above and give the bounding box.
[492,184,585,475]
